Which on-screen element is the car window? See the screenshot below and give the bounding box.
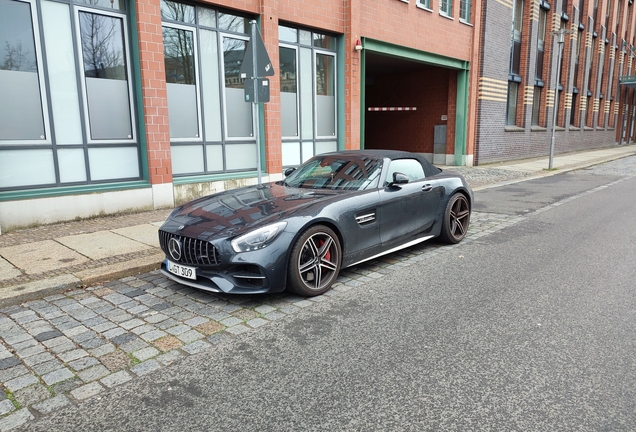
[385,159,425,185]
[285,156,383,190]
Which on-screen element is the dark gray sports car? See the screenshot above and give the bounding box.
[159,150,473,296]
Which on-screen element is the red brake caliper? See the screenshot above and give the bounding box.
[317,239,330,261]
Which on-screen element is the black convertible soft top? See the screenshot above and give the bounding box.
[321,149,442,178]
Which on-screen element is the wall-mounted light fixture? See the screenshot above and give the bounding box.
[354,39,363,51]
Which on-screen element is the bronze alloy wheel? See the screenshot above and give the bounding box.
[440,193,471,244]
[288,225,341,296]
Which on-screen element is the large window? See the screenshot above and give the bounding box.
[507,0,524,125]
[161,1,255,176]
[533,8,547,126]
[279,25,338,167]
[440,0,452,16]
[0,0,139,191]
[459,0,471,22]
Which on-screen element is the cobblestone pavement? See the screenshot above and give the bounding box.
[0,158,634,431]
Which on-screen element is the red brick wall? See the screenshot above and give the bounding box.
[136,0,172,185]
[136,0,475,182]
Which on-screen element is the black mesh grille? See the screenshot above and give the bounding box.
[159,230,219,266]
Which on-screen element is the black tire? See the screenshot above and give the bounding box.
[438,193,470,244]
[287,225,342,296]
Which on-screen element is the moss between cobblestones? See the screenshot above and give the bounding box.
[5,392,21,410]
[126,353,141,366]
[45,386,55,397]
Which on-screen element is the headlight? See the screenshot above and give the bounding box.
[231,222,287,253]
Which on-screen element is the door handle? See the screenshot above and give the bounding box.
[421,184,433,192]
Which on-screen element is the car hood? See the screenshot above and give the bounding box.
[161,182,345,240]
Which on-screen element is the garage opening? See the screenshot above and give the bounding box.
[364,52,456,165]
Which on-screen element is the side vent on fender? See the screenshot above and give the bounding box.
[355,211,376,226]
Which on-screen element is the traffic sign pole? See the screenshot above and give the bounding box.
[250,21,262,185]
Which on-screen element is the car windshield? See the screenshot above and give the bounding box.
[284,155,383,190]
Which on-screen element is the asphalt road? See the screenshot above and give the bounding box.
[25,163,636,431]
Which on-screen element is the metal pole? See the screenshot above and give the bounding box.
[250,20,262,185]
[549,32,565,170]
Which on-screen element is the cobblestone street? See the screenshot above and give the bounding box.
[0,155,634,431]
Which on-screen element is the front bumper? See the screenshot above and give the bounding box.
[159,232,294,295]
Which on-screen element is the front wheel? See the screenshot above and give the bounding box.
[439,193,470,244]
[287,225,341,296]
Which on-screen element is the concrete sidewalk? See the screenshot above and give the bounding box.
[1,144,635,306]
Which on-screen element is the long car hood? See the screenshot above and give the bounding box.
[162,182,344,240]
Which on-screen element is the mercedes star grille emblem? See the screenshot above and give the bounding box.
[168,237,182,261]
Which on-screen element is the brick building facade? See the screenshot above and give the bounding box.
[0,0,480,231]
[476,0,636,165]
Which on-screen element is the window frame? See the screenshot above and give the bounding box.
[220,32,253,142]
[279,43,301,139]
[314,48,337,140]
[440,0,453,16]
[0,0,52,146]
[73,4,137,145]
[417,0,432,10]
[459,0,471,22]
[162,20,203,143]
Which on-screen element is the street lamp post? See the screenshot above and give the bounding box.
[549,28,575,170]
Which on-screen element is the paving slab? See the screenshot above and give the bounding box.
[56,231,151,260]
[111,224,160,248]
[0,258,20,282]
[0,241,88,275]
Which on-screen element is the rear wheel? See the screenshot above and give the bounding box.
[287,225,341,296]
[439,193,470,244]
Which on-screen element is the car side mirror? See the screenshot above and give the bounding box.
[389,172,409,187]
[284,167,296,177]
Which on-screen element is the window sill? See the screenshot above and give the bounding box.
[568,126,580,131]
[583,126,594,131]
[459,19,473,26]
[531,126,547,131]
[416,4,433,12]
[504,126,525,132]
[439,12,454,20]
[607,127,615,130]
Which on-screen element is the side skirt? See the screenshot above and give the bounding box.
[345,235,435,268]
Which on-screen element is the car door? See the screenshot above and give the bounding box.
[377,158,442,246]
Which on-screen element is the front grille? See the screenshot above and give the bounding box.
[159,230,219,266]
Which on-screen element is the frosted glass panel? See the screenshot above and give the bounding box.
[88,147,139,181]
[206,145,223,171]
[282,142,300,166]
[58,148,87,183]
[280,46,298,137]
[302,142,314,162]
[281,93,298,137]
[317,95,336,136]
[200,30,222,141]
[316,53,335,137]
[0,70,45,141]
[316,141,337,155]
[85,78,132,140]
[167,83,199,139]
[226,144,257,170]
[0,0,45,141]
[41,0,82,145]
[0,150,55,188]
[225,88,253,137]
[299,48,313,140]
[171,145,204,174]
[198,8,216,27]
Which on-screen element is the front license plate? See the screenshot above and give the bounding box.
[166,259,196,280]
